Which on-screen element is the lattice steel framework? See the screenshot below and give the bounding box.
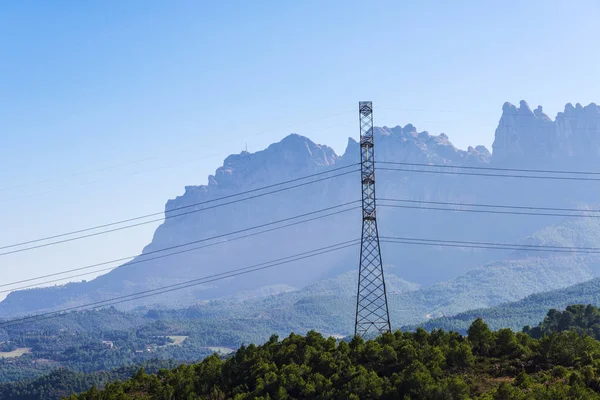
[355,101,391,337]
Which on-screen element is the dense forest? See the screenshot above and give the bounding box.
[5,271,599,388]
[69,306,600,399]
[4,305,600,398]
[0,308,223,384]
[524,304,600,339]
[0,360,179,400]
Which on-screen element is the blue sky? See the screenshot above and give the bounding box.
[1,0,599,298]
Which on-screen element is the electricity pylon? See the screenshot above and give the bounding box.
[355,101,391,337]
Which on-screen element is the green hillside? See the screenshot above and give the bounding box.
[0,361,180,400]
[413,278,600,333]
[69,316,600,399]
[1,267,598,388]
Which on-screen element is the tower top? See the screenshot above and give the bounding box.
[359,101,372,116]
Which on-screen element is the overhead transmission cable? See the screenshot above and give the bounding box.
[378,167,600,182]
[378,198,600,214]
[0,164,359,256]
[377,199,600,219]
[0,201,360,290]
[0,240,360,328]
[6,234,600,328]
[377,161,600,176]
[377,162,600,182]
[0,203,360,293]
[380,236,600,254]
[377,203,600,219]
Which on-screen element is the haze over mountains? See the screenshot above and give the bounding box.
[3,100,600,323]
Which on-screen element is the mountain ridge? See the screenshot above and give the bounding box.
[3,100,600,318]
[493,101,600,164]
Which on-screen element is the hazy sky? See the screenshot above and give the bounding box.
[1,0,599,299]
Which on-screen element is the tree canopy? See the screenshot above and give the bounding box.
[70,315,600,400]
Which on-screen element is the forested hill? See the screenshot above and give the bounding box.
[0,360,180,400]
[69,311,600,400]
[412,277,600,333]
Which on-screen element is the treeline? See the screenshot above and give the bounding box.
[71,312,600,399]
[0,360,180,400]
[412,278,600,334]
[0,309,218,383]
[524,304,600,339]
[4,304,600,399]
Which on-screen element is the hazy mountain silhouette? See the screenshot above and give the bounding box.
[3,101,600,318]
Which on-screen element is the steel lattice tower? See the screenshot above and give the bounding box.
[355,101,391,337]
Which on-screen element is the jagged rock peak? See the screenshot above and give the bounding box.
[559,102,600,117]
[338,124,490,166]
[501,100,537,117]
[502,102,518,114]
[375,125,445,141]
[210,133,338,188]
[493,100,600,164]
[220,133,336,166]
[166,134,338,212]
[518,100,534,116]
[474,145,491,157]
[533,106,551,121]
[342,137,358,158]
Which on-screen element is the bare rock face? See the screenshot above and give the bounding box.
[361,125,490,166]
[166,134,338,216]
[492,101,555,163]
[0,127,493,317]
[210,133,338,189]
[555,103,600,158]
[492,100,600,164]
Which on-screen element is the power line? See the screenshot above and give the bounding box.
[378,198,600,214]
[380,236,600,252]
[375,123,600,131]
[380,238,600,254]
[378,167,600,182]
[6,234,597,328]
[0,165,359,256]
[380,238,549,252]
[378,203,600,219]
[0,240,359,328]
[377,161,600,176]
[0,201,359,288]
[1,205,360,293]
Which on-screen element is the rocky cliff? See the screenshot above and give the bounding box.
[169,134,339,215]
[0,126,490,317]
[492,101,600,164]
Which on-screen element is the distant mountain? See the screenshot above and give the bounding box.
[3,101,600,318]
[3,255,600,355]
[493,101,600,165]
[174,242,600,337]
[3,249,600,351]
